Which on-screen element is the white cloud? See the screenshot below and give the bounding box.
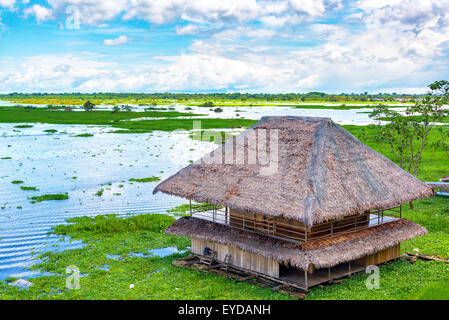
[23,0,342,27]
[0,0,15,8]
[175,24,199,35]
[356,0,403,11]
[24,4,54,22]
[5,0,449,93]
[103,35,130,45]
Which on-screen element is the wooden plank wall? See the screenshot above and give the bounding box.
[191,238,280,278]
[356,244,400,266]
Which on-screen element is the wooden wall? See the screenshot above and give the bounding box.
[191,238,280,278]
[355,244,400,266]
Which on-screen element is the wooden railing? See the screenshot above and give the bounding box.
[189,202,401,244]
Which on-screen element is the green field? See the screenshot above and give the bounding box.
[0,107,256,133]
[0,92,418,107]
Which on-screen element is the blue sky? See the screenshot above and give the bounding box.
[0,0,448,93]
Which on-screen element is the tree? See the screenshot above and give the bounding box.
[370,80,448,176]
[121,105,132,112]
[112,106,120,113]
[83,100,95,111]
[200,101,214,108]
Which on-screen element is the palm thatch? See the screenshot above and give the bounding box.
[166,217,427,271]
[440,175,449,182]
[154,116,433,226]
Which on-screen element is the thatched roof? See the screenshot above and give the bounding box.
[166,217,427,271]
[440,176,449,182]
[155,116,433,226]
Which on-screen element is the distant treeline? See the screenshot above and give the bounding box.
[0,92,423,102]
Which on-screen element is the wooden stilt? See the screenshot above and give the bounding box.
[304,271,308,289]
[409,201,413,210]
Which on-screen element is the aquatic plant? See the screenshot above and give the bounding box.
[29,194,69,202]
[74,133,94,137]
[129,177,161,183]
[20,186,39,191]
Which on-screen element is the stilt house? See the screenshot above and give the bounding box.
[154,116,433,290]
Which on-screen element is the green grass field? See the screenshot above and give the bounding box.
[0,107,256,133]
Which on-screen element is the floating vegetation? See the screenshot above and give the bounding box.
[20,186,39,191]
[129,177,161,183]
[29,194,69,202]
[0,213,289,299]
[11,180,24,184]
[94,189,104,197]
[1,157,11,160]
[167,203,222,216]
[43,129,58,133]
[74,133,94,137]
[13,125,33,128]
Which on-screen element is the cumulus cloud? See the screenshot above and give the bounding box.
[6,0,449,93]
[175,24,199,35]
[23,0,342,27]
[103,35,130,45]
[24,4,54,22]
[0,0,15,8]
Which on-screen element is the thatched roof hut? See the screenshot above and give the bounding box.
[166,216,426,271]
[154,116,433,226]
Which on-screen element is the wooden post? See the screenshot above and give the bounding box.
[348,261,352,273]
[328,267,331,278]
[409,201,413,210]
[189,200,192,217]
[304,271,308,289]
[400,205,403,219]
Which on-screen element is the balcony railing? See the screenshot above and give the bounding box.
[188,201,401,244]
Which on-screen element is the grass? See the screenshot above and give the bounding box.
[129,177,161,183]
[29,194,69,202]
[73,133,94,137]
[0,107,254,133]
[20,186,39,191]
[167,203,222,216]
[0,214,291,300]
[0,108,202,126]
